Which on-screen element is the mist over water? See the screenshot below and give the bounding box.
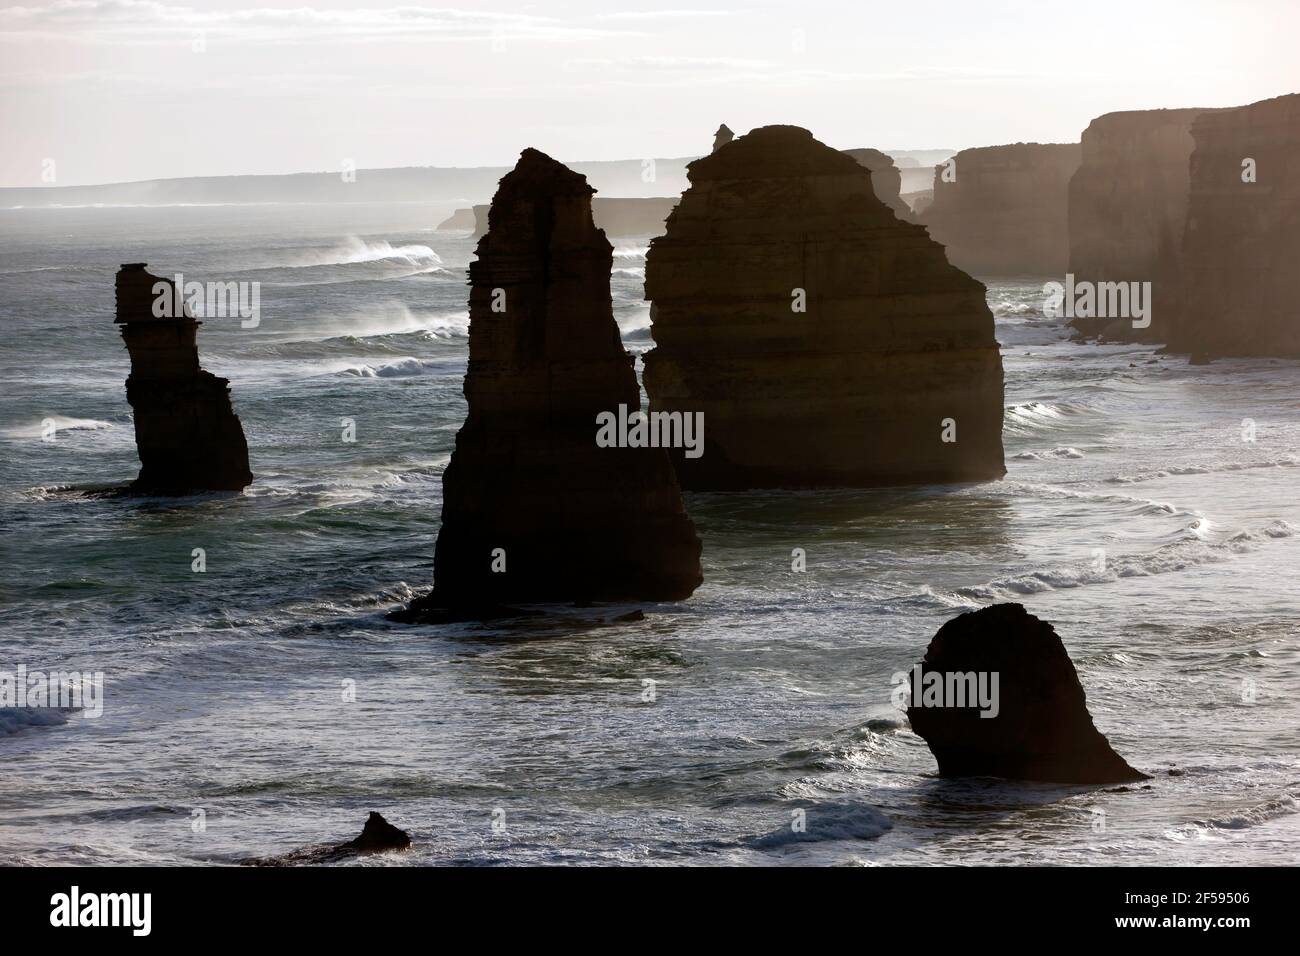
[1,206,1297,865]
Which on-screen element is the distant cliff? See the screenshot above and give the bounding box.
[842,148,913,219]
[2,159,695,208]
[1066,108,1217,341]
[437,197,679,239]
[1172,94,1300,357]
[923,143,1080,276]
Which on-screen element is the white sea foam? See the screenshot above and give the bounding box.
[0,416,115,440]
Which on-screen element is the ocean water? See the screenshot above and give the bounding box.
[1,203,1297,866]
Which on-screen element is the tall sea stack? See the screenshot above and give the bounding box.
[395,149,702,621]
[842,148,913,220]
[1066,108,1216,342]
[1172,93,1300,358]
[114,263,252,493]
[642,125,1005,490]
[923,143,1080,276]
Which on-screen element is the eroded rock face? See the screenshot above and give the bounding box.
[923,143,1080,276]
[1066,108,1217,342]
[843,148,913,220]
[395,149,701,621]
[907,603,1146,784]
[114,263,252,493]
[1172,94,1300,358]
[642,125,1005,490]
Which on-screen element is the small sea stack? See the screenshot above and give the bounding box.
[247,812,411,866]
[114,263,252,493]
[1171,93,1300,358]
[906,603,1146,784]
[393,149,702,623]
[1066,108,1218,342]
[642,125,1005,490]
[843,148,913,220]
[922,143,1080,275]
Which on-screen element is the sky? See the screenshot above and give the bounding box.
[1,0,1298,186]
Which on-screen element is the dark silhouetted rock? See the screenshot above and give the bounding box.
[114,263,252,494]
[642,125,1005,490]
[1171,93,1300,358]
[246,812,411,866]
[713,124,734,152]
[923,143,1080,275]
[393,149,702,622]
[843,147,913,220]
[1066,108,1220,342]
[907,603,1146,784]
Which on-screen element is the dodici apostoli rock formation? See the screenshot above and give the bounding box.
[907,603,1146,784]
[642,125,1005,490]
[114,263,252,493]
[1172,93,1300,358]
[843,148,914,220]
[923,143,1080,275]
[1066,108,1217,342]
[395,149,702,621]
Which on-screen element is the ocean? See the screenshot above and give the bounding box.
[1,202,1297,866]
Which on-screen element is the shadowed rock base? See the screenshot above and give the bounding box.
[393,149,701,623]
[907,603,1146,784]
[114,263,252,494]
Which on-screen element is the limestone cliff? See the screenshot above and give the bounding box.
[395,149,702,620]
[643,125,1005,490]
[114,263,252,493]
[923,143,1080,276]
[1172,94,1300,358]
[1066,108,1217,342]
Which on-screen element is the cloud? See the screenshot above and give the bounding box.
[0,1,619,44]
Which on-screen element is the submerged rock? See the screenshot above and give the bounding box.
[642,125,1005,490]
[393,149,701,622]
[1172,93,1300,358]
[114,263,252,494]
[922,142,1080,275]
[248,812,411,865]
[1066,108,1219,343]
[906,603,1146,784]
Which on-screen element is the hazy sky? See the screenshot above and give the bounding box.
[2,0,1297,186]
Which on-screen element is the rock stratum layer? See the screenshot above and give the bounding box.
[907,603,1146,784]
[642,125,1005,490]
[1067,108,1217,342]
[114,263,252,493]
[396,149,701,620]
[923,143,1080,275]
[1172,93,1300,357]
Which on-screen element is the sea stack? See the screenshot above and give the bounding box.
[394,149,702,621]
[1172,93,1300,358]
[642,125,1005,490]
[114,263,252,493]
[1066,108,1217,342]
[907,603,1146,784]
[843,148,913,220]
[922,143,1080,275]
